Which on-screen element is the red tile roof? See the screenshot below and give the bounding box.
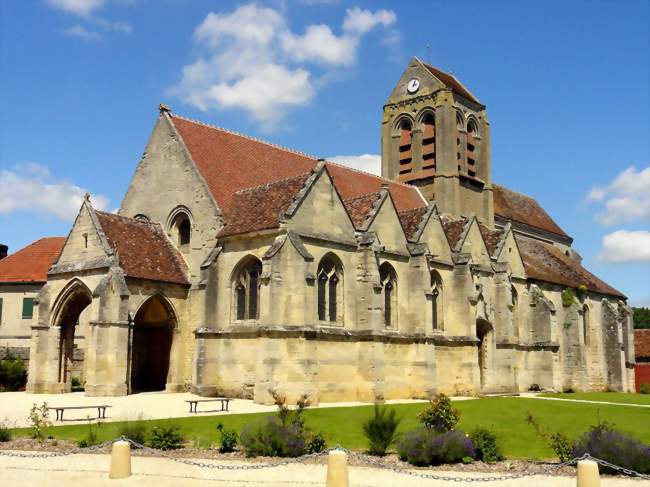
[343,193,380,229]
[494,184,569,239]
[635,329,650,359]
[95,211,189,285]
[440,216,467,250]
[479,224,504,258]
[0,237,65,284]
[169,114,425,237]
[398,207,428,240]
[423,63,480,104]
[217,173,312,237]
[515,235,624,298]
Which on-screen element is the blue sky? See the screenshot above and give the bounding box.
[1,0,648,305]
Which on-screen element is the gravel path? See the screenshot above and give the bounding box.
[0,450,647,487]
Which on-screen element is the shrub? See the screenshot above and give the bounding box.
[240,416,306,457]
[150,424,183,450]
[28,402,52,442]
[469,428,503,463]
[71,376,84,392]
[640,383,650,395]
[0,420,12,442]
[0,354,27,392]
[571,422,650,474]
[118,417,148,446]
[528,383,541,392]
[397,428,475,466]
[78,419,102,448]
[306,431,327,454]
[418,394,460,432]
[561,288,577,307]
[216,423,238,453]
[362,405,401,456]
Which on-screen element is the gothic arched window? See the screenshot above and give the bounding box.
[430,271,443,331]
[317,254,343,324]
[511,286,519,339]
[398,119,413,176]
[421,113,436,171]
[466,119,479,178]
[456,111,465,172]
[380,262,398,328]
[233,257,262,321]
[169,208,192,250]
[179,218,191,246]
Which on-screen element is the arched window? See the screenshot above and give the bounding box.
[466,119,479,178]
[233,257,262,321]
[169,209,192,250]
[511,286,519,339]
[430,271,443,331]
[421,113,436,171]
[456,111,464,172]
[317,254,343,324]
[398,119,413,176]
[582,306,589,345]
[179,219,191,246]
[380,262,398,328]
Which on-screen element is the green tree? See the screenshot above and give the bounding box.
[633,307,650,329]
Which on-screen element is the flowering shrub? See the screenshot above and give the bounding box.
[571,423,650,474]
[418,394,460,432]
[397,428,475,466]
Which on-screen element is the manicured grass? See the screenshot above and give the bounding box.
[12,397,650,460]
[540,392,650,405]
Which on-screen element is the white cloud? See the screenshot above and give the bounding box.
[169,3,397,128]
[327,154,381,176]
[587,165,650,225]
[47,0,105,18]
[0,163,109,220]
[64,24,101,40]
[597,230,650,263]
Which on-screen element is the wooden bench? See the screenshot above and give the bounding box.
[185,398,231,413]
[47,405,111,421]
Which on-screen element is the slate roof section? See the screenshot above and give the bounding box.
[422,63,480,105]
[95,211,189,285]
[479,224,504,258]
[398,207,428,241]
[440,216,467,250]
[169,114,426,235]
[515,235,624,298]
[343,193,381,229]
[0,237,65,283]
[635,329,650,359]
[493,184,570,239]
[217,173,312,238]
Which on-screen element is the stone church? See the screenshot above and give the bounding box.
[19,58,635,402]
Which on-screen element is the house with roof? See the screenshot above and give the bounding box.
[25,58,635,401]
[0,238,65,367]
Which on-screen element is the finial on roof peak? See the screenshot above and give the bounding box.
[159,103,172,113]
[84,192,91,202]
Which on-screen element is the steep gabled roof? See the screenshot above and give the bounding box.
[440,215,468,251]
[343,193,381,230]
[479,224,504,259]
[0,237,65,284]
[95,211,189,285]
[493,184,570,240]
[515,234,624,298]
[420,61,481,105]
[398,207,429,241]
[168,113,426,237]
[217,173,312,237]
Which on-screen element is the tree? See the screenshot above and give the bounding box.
[633,307,650,329]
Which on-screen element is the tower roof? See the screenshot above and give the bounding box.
[418,59,482,105]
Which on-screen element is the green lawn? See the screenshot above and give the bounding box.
[540,392,650,405]
[11,397,650,460]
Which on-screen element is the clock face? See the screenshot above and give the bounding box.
[407,78,420,94]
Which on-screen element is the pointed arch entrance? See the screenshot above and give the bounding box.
[53,281,92,390]
[130,295,176,393]
[476,318,493,389]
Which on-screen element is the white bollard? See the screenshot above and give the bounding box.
[326,449,350,487]
[576,459,600,487]
[109,440,132,479]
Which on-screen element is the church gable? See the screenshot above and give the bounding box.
[458,218,492,267]
[385,57,447,106]
[287,166,356,240]
[495,226,526,278]
[366,191,408,253]
[55,199,112,267]
[416,208,453,262]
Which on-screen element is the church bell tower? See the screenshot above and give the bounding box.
[381,57,494,226]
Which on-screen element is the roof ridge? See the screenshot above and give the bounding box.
[96,210,160,228]
[493,183,537,202]
[232,171,313,195]
[171,114,318,161]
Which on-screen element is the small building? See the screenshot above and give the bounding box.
[634,329,650,392]
[0,238,65,367]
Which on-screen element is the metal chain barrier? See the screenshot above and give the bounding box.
[1,437,649,480]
